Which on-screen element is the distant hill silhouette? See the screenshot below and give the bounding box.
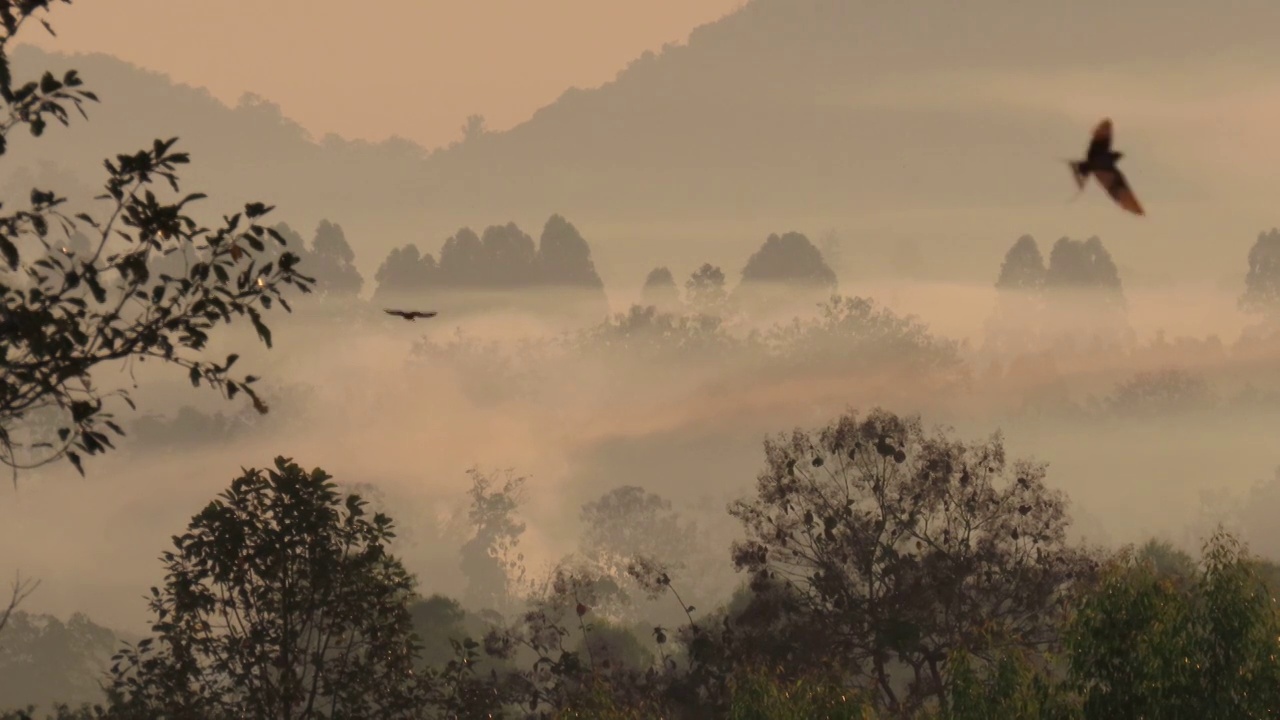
[5,1,1278,283]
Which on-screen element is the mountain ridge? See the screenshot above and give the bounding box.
[4,0,1279,290]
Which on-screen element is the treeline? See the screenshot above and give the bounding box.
[5,409,1280,719]
[251,213,841,325]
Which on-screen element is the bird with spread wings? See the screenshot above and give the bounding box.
[383,309,438,321]
[1068,118,1145,216]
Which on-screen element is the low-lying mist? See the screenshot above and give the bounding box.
[5,276,1280,641]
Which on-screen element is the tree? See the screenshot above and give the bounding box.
[639,267,681,313]
[684,263,729,317]
[459,468,528,616]
[533,214,609,322]
[105,457,423,719]
[0,2,313,477]
[1065,530,1280,719]
[984,235,1048,357]
[574,304,741,366]
[1102,368,1216,418]
[734,231,838,316]
[0,610,116,710]
[476,223,538,287]
[580,486,696,579]
[460,113,487,143]
[728,408,1095,714]
[537,214,605,290]
[763,295,967,388]
[371,243,436,307]
[994,235,1046,292]
[409,594,480,669]
[1044,236,1124,298]
[1239,228,1280,321]
[304,219,362,298]
[1042,236,1130,350]
[434,227,487,287]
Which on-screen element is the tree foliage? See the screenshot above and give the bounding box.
[460,468,529,616]
[640,266,680,313]
[0,611,115,710]
[369,215,608,319]
[734,231,838,313]
[105,457,423,719]
[0,1,312,476]
[1065,530,1280,719]
[299,220,362,299]
[765,296,966,385]
[580,486,696,578]
[994,235,1046,293]
[1240,227,1280,320]
[728,408,1096,714]
[685,263,730,318]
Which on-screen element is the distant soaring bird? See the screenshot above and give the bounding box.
[1068,118,1145,216]
[383,309,438,321]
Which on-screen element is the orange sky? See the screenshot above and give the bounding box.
[22,0,745,149]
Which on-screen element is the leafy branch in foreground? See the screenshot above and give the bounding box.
[0,0,314,477]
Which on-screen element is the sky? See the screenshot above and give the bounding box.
[22,0,746,150]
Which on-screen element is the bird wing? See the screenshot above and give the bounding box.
[384,309,408,317]
[1085,118,1113,160]
[1092,166,1145,215]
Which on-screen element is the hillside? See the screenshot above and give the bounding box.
[5,0,1280,292]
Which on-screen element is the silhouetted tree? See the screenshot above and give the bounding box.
[434,226,487,287]
[477,223,538,287]
[764,296,967,388]
[533,214,609,322]
[575,304,741,365]
[1239,228,1280,322]
[1042,236,1130,350]
[410,595,478,669]
[640,267,681,313]
[0,611,116,710]
[460,114,488,143]
[460,469,528,616]
[580,486,696,579]
[729,408,1095,714]
[374,216,608,319]
[995,235,1046,292]
[537,214,605,290]
[304,219,363,298]
[984,235,1047,357]
[0,4,312,477]
[574,622,653,674]
[735,231,838,316]
[685,263,729,317]
[105,457,424,718]
[371,243,437,306]
[1103,368,1216,418]
[1044,236,1124,298]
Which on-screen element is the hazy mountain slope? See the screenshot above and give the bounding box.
[5,0,1279,290]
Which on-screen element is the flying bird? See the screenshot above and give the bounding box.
[383,309,438,321]
[1067,118,1145,216]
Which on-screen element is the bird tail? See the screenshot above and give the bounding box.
[1063,159,1089,203]
[1066,159,1088,190]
